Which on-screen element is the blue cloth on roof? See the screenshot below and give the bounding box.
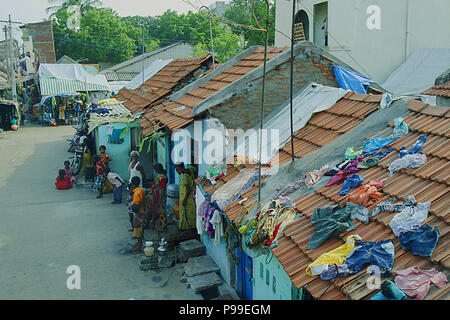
[330,65,373,94]
[339,174,365,196]
[392,117,409,139]
[364,136,396,153]
[370,280,407,300]
[399,135,428,158]
[398,224,440,257]
[366,147,394,159]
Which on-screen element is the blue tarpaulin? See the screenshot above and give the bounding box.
[331,65,373,94]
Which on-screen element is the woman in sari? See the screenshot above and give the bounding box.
[175,162,196,230]
[152,163,168,232]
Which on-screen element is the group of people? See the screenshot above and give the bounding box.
[55,144,198,254]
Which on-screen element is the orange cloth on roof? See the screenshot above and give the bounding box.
[346,185,382,207]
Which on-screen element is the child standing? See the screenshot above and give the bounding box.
[106,168,126,204]
[99,145,112,168]
[130,176,145,253]
[92,155,106,198]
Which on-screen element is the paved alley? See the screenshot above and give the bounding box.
[0,125,201,300]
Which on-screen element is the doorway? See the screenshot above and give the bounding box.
[313,1,328,47]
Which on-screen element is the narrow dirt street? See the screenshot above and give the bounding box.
[0,125,201,300]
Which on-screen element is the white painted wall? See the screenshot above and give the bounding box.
[275,0,450,83]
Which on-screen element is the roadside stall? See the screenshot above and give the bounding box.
[0,100,21,131]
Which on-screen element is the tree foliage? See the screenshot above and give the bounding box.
[49,0,276,64]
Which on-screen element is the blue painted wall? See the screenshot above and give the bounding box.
[201,232,234,287]
[253,253,293,300]
[95,122,137,180]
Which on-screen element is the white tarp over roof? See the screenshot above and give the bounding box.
[125,59,173,90]
[231,83,350,164]
[39,63,110,87]
[382,48,450,96]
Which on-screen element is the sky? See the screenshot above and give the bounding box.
[0,0,228,40]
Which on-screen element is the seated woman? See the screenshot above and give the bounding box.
[55,169,74,190]
[42,109,56,126]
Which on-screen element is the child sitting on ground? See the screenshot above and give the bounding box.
[64,160,77,184]
[55,169,74,190]
[106,168,126,204]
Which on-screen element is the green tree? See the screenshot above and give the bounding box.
[46,0,102,18]
[52,7,137,63]
[223,0,276,46]
[193,27,243,63]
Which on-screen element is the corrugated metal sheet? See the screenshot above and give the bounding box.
[39,77,110,96]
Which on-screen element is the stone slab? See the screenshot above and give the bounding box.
[184,255,220,277]
[186,272,222,293]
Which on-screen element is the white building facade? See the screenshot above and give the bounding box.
[275,0,450,83]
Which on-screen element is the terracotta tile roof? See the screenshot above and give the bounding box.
[273,99,450,300]
[202,91,383,226]
[273,92,382,167]
[114,54,215,115]
[144,47,289,134]
[421,81,450,97]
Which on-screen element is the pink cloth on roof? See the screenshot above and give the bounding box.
[394,267,448,300]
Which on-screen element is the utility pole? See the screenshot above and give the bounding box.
[8,14,17,102]
[141,19,145,95]
[3,26,10,82]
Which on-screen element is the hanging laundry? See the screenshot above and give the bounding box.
[369,195,416,218]
[345,147,364,160]
[307,205,355,250]
[370,280,407,300]
[389,201,431,237]
[364,136,396,153]
[306,235,361,276]
[343,239,395,277]
[346,184,383,207]
[210,209,224,246]
[398,224,440,257]
[399,135,428,158]
[305,165,329,188]
[195,188,208,235]
[394,267,448,300]
[388,153,427,176]
[339,174,365,196]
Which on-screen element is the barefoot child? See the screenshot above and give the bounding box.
[130,176,145,253]
[92,155,106,198]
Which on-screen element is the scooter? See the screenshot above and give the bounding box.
[69,136,87,176]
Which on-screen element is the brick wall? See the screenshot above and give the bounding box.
[26,21,56,64]
[210,44,338,130]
